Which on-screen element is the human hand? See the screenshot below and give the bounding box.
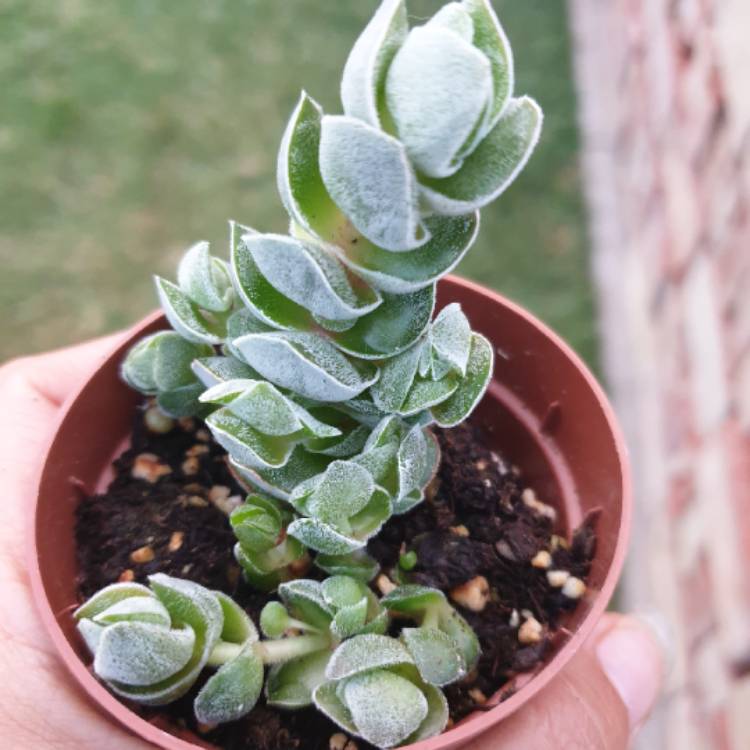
[0,337,663,750]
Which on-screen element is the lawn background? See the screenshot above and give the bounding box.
[0,0,595,366]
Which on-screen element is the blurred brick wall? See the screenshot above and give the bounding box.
[569,0,750,747]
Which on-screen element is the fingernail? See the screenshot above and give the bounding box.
[596,618,665,731]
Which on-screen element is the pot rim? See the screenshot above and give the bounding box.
[28,275,631,750]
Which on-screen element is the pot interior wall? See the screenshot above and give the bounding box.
[33,277,628,749]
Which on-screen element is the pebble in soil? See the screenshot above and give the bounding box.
[75,406,598,750]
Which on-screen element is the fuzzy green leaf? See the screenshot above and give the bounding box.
[463,0,515,132]
[287,518,365,556]
[177,241,233,313]
[233,331,378,402]
[331,598,369,640]
[215,591,259,645]
[344,670,428,748]
[431,333,493,427]
[266,649,330,708]
[94,622,196,687]
[206,407,295,469]
[430,303,472,377]
[315,551,380,582]
[277,92,341,241]
[331,212,479,294]
[340,0,407,127]
[326,634,414,681]
[229,449,331,502]
[192,356,261,388]
[278,579,334,630]
[420,96,543,214]
[155,277,224,345]
[230,496,283,551]
[400,627,465,686]
[327,286,435,360]
[386,25,492,178]
[194,644,263,724]
[93,597,171,628]
[320,115,428,252]
[74,582,153,621]
[314,681,358,735]
[245,233,381,322]
[381,585,445,614]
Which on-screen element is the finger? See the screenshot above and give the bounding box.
[473,613,664,750]
[8,332,126,406]
[0,333,125,556]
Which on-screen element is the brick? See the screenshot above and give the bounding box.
[682,255,729,433]
[698,433,750,667]
[727,676,750,748]
[666,695,710,750]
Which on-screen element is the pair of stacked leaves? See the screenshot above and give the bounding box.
[76,574,480,749]
[74,574,262,725]
[310,584,480,749]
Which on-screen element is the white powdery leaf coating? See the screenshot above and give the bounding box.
[326,634,414,681]
[155,277,224,345]
[340,0,408,127]
[344,670,428,748]
[191,356,260,388]
[246,233,381,321]
[202,379,303,436]
[463,0,515,132]
[420,96,543,215]
[287,518,365,556]
[431,303,472,376]
[431,333,494,427]
[320,116,428,253]
[233,331,378,402]
[77,619,105,654]
[206,408,295,469]
[307,460,375,524]
[94,596,172,628]
[426,2,474,41]
[75,582,153,621]
[177,241,233,313]
[370,342,421,413]
[94,622,196,687]
[194,644,264,724]
[400,627,465,686]
[386,25,492,179]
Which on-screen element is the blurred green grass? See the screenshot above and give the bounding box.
[0,0,595,365]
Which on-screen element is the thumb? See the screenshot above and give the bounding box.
[473,614,664,750]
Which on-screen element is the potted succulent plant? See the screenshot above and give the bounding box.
[30,2,630,750]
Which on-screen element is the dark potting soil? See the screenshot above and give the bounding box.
[75,405,598,750]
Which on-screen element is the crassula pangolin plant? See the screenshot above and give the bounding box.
[76,574,479,748]
[87,0,542,746]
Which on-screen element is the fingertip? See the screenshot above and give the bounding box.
[594,614,666,732]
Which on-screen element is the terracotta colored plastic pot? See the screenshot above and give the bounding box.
[29,275,631,750]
